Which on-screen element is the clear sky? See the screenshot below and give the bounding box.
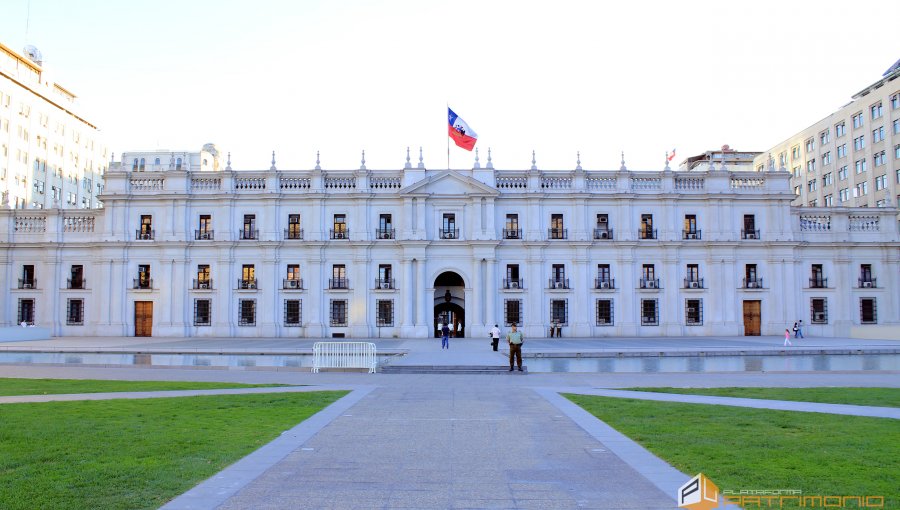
[2,0,897,171]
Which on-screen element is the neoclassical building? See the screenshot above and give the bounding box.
[2,146,898,339]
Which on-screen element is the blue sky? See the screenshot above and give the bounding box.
[2,0,897,170]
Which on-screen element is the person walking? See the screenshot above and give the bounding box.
[796,319,804,339]
[784,328,792,346]
[490,324,501,351]
[792,321,799,338]
[441,323,450,349]
[507,323,524,372]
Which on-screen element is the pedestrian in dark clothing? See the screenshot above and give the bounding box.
[507,323,524,372]
[441,323,450,349]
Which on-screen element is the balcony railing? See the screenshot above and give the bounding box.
[743,277,764,289]
[135,229,155,241]
[593,228,614,240]
[330,229,349,240]
[683,278,704,289]
[375,278,395,289]
[192,278,213,290]
[237,278,258,290]
[683,229,702,240]
[548,228,567,240]
[133,278,152,290]
[440,228,459,239]
[639,229,657,240]
[375,228,395,240]
[67,278,86,289]
[639,278,661,289]
[503,278,524,289]
[858,278,877,288]
[283,278,304,290]
[809,277,828,289]
[239,229,259,240]
[741,229,760,240]
[194,230,214,240]
[548,278,570,289]
[503,228,522,239]
[17,278,37,289]
[329,277,349,289]
[284,228,304,240]
[594,278,615,290]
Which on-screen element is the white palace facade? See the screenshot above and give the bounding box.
[2,145,899,340]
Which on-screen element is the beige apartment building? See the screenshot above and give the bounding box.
[0,41,108,210]
[755,60,900,209]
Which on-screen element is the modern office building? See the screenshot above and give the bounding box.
[0,41,108,210]
[755,59,900,209]
[3,146,898,339]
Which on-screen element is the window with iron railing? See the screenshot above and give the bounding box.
[685,299,702,326]
[284,299,302,326]
[596,299,613,326]
[194,299,211,326]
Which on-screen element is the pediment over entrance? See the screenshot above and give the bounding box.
[400,170,499,197]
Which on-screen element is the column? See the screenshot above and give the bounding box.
[416,258,428,336]
[486,258,496,329]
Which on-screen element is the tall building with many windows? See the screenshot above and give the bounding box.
[0,41,108,210]
[3,148,898,339]
[755,60,900,209]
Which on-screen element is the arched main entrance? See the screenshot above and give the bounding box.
[434,271,465,338]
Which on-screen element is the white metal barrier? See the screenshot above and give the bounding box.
[312,342,377,373]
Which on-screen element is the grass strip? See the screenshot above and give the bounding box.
[621,386,900,408]
[565,394,899,507]
[0,391,347,510]
[0,377,290,396]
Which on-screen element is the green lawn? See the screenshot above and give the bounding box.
[622,387,900,408]
[565,395,900,507]
[0,378,290,396]
[0,391,347,510]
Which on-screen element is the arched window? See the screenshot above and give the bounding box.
[132,158,138,171]
[154,158,160,165]
[139,158,145,171]
[176,157,182,170]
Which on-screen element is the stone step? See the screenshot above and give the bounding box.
[379,365,527,374]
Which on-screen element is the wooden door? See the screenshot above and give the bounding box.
[135,301,153,337]
[742,300,761,336]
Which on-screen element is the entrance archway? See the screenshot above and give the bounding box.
[434,271,465,338]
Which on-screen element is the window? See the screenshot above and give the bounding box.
[241,264,256,289]
[66,299,84,326]
[330,299,348,326]
[441,213,457,239]
[324,264,348,289]
[837,144,847,158]
[242,214,257,240]
[596,299,613,326]
[823,172,833,186]
[239,299,256,326]
[18,298,35,326]
[287,214,302,239]
[377,264,392,289]
[137,264,151,289]
[742,214,758,239]
[896,145,900,160]
[550,299,568,325]
[376,299,394,327]
[550,264,567,288]
[641,299,659,326]
[873,126,885,143]
[685,264,700,287]
[197,215,212,240]
[685,299,702,325]
[791,146,800,160]
[860,298,877,324]
[839,188,850,202]
[810,264,825,288]
[894,119,900,135]
[682,215,698,238]
[875,174,887,191]
[822,152,831,165]
[852,112,863,129]
[805,138,815,153]
[838,166,848,180]
[139,158,145,171]
[792,166,801,178]
[854,159,867,174]
[504,299,522,326]
[505,264,521,289]
[194,299,211,326]
[820,130,830,145]
[286,264,301,288]
[549,214,565,239]
[854,182,868,197]
[874,151,886,167]
[640,264,657,288]
[284,299,302,326]
[138,215,153,240]
[69,265,84,289]
[870,102,883,119]
[810,298,827,324]
[824,194,833,206]
[807,179,817,192]
[196,264,211,288]
[504,214,520,239]
[859,264,873,286]
[835,122,846,137]
[744,264,759,288]
[793,186,801,196]
[597,264,611,287]
[853,135,865,151]
[377,214,393,239]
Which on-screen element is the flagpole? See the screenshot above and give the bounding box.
[446,102,450,170]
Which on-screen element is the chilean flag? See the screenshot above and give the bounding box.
[448,107,478,151]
